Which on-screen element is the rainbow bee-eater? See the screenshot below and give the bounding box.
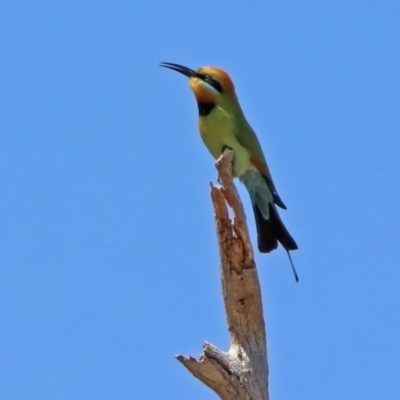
[160,62,298,281]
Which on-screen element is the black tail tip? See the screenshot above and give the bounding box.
[287,250,299,282]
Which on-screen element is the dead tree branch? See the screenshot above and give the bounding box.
[177,150,269,400]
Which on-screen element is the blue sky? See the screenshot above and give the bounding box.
[1,1,400,399]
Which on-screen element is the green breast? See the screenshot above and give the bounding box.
[198,105,253,176]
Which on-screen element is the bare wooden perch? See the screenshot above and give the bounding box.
[176,150,269,400]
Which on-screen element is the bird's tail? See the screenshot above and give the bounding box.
[253,203,299,281]
[241,169,299,280]
[241,170,298,252]
[253,202,298,254]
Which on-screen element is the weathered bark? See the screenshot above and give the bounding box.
[177,150,269,400]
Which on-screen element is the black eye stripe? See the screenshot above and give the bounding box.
[198,74,223,93]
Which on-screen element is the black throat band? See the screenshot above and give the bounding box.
[197,102,215,116]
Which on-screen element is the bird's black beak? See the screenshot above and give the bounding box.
[159,62,196,78]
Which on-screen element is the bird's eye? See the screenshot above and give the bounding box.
[201,74,223,93]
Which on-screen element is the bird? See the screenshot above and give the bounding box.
[160,62,299,281]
